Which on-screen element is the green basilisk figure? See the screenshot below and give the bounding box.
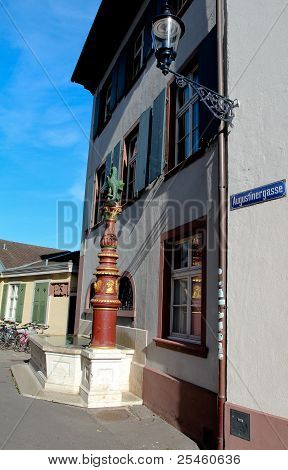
[106,165,124,205]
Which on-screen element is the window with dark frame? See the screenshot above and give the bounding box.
[132,28,145,79]
[118,276,134,311]
[122,126,139,204]
[158,219,207,353]
[176,67,200,164]
[104,80,112,123]
[170,0,192,15]
[93,165,106,226]
[170,233,203,343]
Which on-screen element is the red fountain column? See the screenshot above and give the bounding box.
[90,204,122,348]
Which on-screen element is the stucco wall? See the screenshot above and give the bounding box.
[0,272,73,336]
[79,0,219,393]
[227,0,288,418]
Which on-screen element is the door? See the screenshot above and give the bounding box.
[32,282,49,324]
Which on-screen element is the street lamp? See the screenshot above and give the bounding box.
[152,1,238,123]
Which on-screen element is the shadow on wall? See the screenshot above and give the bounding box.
[139,0,219,450]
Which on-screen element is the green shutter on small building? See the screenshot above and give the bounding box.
[32,282,49,324]
[0,284,8,320]
[15,284,26,323]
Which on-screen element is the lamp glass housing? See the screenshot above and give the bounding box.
[152,16,182,53]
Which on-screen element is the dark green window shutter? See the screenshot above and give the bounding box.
[15,284,26,323]
[198,27,219,148]
[149,89,166,183]
[112,141,122,176]
[0,284,8,320]
[135,107,151,193]
[117,48,127,101]
[92,93,101,141]
[32,283,49,324]
[110,65,118,112]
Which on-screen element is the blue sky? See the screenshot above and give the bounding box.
[0,0,100,250]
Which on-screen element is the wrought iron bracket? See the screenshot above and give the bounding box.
[166,67,239,124]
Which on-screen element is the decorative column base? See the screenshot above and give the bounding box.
[79,347,134,408]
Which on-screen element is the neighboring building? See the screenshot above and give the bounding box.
[0,240,79,336]
[72,0,288,450]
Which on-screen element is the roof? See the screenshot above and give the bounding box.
[71,0,144,93]
[0,239,69,270]
[2,254,80,277]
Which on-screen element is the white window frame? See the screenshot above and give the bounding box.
[169,237,202,344]
[175,66,200,164]
[5,283,20,321]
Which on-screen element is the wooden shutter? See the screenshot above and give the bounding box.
[117,48,127,101]
[149,89,166,183]
[33,283,49,324]
[112,141,122,177]
[0,284,8,320]
[198,27,219,148]
[15,284,26,323]
[135,107,151,193]
[92,92,101,140]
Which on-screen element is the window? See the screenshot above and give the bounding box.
[93,165,106,225]
[104,80,112,123]
[170,233,203,343]
[119,276,134,311]
[117,274,135,328]
[132,28,145,79]
[176,67,200,164]
[122,126,139,204]
[6,284,19,321]
[156,219,207,356]
[171,0,191,15]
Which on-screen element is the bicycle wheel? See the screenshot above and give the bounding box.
[13,336,21,352]
[25,339,31,354]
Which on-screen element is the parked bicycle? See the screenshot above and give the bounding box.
[0,321,49,353]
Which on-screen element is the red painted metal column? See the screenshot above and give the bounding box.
[90,204,122,348]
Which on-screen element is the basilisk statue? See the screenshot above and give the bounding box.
[106,165,124,204]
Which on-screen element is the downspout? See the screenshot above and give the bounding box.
[217,0,228,451]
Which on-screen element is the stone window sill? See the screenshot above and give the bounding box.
[154,337,208,358]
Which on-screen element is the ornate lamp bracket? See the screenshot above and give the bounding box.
[168,67,239,124]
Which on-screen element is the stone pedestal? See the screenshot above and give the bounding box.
[26,336,141,408]
[80,347,134,408]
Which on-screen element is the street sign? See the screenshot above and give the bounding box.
[230,180,286,211]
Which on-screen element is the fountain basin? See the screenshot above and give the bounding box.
[25,334,142,408]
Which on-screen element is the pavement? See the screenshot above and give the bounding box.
[0,350,198,450]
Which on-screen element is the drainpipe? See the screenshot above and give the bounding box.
[217,0,227,451]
